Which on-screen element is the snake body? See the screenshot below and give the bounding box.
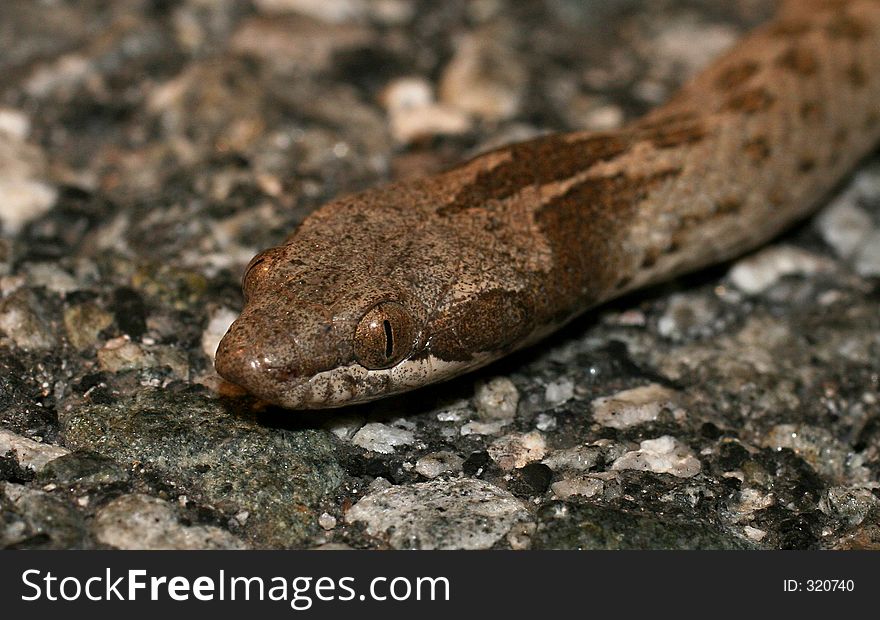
[216,0,880,409]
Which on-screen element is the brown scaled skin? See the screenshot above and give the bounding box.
[216,0,880,409]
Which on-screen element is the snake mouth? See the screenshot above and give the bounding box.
[259,364,302,383]
[217,330,498,408]
[216,357,314,409]
[215,339,385,408]
[272,354,491,410]
[214,334,357,409]
[215,306,494,408]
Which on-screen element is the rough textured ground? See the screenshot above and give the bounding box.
[1,0,879,550]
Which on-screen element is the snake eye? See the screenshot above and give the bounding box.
[354,301,416,369]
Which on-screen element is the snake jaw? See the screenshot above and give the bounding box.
[216,312,490,408]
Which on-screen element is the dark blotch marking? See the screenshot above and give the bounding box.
[768,187,787,208]
[717,197,743,215]
[640,251,659,269]
[663,196,744,259]
[638,118,707,149]
[770,20,813,38]
[800,101,825,123]
[615,275,633,290]
[438,133,629,217]
[846,63,867,88]
[724,87,776,113]
[826,14,869,40]
[715,61,760,91]
[637,111,699,130]
[812,0,861,10]
[829,128,850,166]
[866,110,879,129]
[535,168,682,310]
[798,157,817,173]
[744,136,772,163]
[776,46,819,75]
[427,289,531,361]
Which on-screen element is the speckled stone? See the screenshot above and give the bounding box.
[60,389,344,547]
[473,377,520,420]
[0,129,57,235]
[1,482,87,549]
[550,476,605,499]
[414,451,464,479]
[93,494,247,550]
[0,288,58,351]
[345,478,530,549]
[611,436,701,478]
[488,431,547,471]
[36,451,129,487]
[350,422,415,454]
[1,0,878,551]
[0,428,69,472]
[591,384,681,429]
[532,502,754,550]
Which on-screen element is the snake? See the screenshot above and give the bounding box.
[215,0,880,410]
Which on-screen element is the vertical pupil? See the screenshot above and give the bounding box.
[382,319,393,358]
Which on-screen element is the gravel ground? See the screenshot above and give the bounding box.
[1,0,879,550]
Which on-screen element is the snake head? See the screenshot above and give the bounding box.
[214,233,468,409]
[214,246,345,407]
[214,175,541,409]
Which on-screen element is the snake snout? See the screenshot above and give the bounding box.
[213,305,344,409]
[215,321,294,392]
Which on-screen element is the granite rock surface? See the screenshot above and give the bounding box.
[1,0,878,550]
